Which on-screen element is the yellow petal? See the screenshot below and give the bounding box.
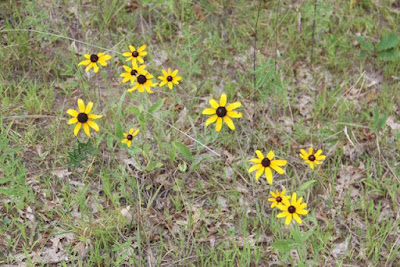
[255,167,264,181]
[129,128,134,134]
[223,116,235,130]
[272,160,287,166]
[74,123,81,136]
[205,115,218,126]
[85,63,94,72]
[315,149,323,157]
[83,54,90,59]
[219,94,227,106]
[300,149,308,157]
[248,164,261,173]
[309,147,313,155]
[83,123,91,137]
[93,64,99,73]
[78,59,91,66]
[123,133,128,137]
[248,158,261,163]
[85,101,93,113]
[100,54,112,61]
[168,82,173,89]
[277,211,288,218]
[270,191,276,198]
[67,109,79,117]
[293,213,302,224]
[265,167,273,184]
[309,162,314,169]
[137,56,144,63]
[88,114,103,119]
[162,69,168,76]
[291,193,297,205]
[77,99,85,113]
[202,108,216,115]
[297,208,308,215]
[285,214,292,225]
[255,150,264,159]
[226,102,241,111]
[316,155,326,161]
[172,69,178,76]
[138,45,146,52]
[209,99,219,109]
[227,111,242,118]
[129,45,136,52]
[127,140,132,147]
[68,118,78,124]
[133,129,139,136]
[87,120,99,132]
[216,117,223,132]
[266,150,275,160]
[159,80,167,87]
[121,139,128,143]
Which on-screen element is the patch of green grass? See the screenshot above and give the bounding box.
[1,0,399,266]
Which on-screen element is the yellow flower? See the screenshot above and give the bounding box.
[120,64,147,84]
[276,192,308,225]
[66,99,102,137]
[121,128,139,147]
[268,190,290,208]
[128,73,157,93]
[123,45,147,64]
[202,94,242,132]
[248,150,287,184]
[300,147,326,170]
[158,68,182,89]
[78,53,112,73]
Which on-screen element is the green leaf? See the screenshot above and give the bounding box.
[354,36,374,51]
[377,48,400,61]
[377,33,400,52]
[271,240,295,253]
[173,141,193,161]
[148,98,165,114]
[127,106,141,116]
[299,180,317,191]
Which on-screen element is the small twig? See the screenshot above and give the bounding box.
[274,0,281,73]
[310,0,318,65]
[253,0,262,89]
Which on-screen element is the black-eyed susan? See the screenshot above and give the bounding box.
[202,94,242,132]
[248,150,287,184]
[268,190,290,208]
[123,45,147,64]
[120,64,147,84]
[127,73,157,94]
[158,68,182,89]
[78,53,112,73]
[300,147,326,170]
[276,192,308,225]
[121,128,139,147]
[66,99,102,137]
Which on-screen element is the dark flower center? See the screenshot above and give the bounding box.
[127,134,133,140]
[167,76,173,82]
[137,75,147,84]
[216,106,227,117]
[90,54,99,62]
[276,196,282,202]
[308,155,316,161]
[77,113,88,123]
[130,69,138,76]
[261,158,271,167]
[132,51,139,57]
[288,205,296,214]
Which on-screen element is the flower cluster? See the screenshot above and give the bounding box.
[71,42,327,226]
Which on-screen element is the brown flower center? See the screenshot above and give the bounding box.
[77,113,88,123]
[130,69,138,76]
[288,205,296,214]
[132,51,139,57]
[167,76,173,82]
[261,158,271,167]
[216,107,227,117]
[308,155,316,161]
[127,134,133,140]
[90,54,99,62]
[276,196,282,202]
[137,75,147,84]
